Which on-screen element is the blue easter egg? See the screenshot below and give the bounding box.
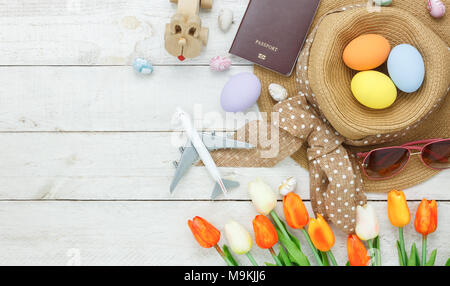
[220,72,261,112]
[133,58,153,75]
[387,44,425,93]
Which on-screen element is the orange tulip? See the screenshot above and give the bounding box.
[308,214,335,252]
[387,190,410,228]
[414,199,438,236]
[252,215,278,249]
[283,192,309,229]
[188,216,221,248]
[347,234,370,266]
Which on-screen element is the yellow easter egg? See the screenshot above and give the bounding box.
[351,71,397,109]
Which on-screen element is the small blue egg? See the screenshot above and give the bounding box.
[133,58,153,75]
[387,44,425,93]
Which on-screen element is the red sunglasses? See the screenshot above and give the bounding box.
[357,138,450,180]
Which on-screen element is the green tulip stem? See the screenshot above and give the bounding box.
[301,228,323,266]
[214,245,234,266]
[421,236,427,266]
[367,239,376,266]
[270,211,290,238]
[269,247,283,266]
[246,252,258,266]
[398,227,407,266]
[327,250,338,266]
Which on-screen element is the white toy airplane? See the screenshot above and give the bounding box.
[171,108,255,198]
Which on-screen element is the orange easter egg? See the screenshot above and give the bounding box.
[343,34,391,71]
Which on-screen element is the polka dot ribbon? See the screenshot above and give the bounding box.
[273,96,367,234]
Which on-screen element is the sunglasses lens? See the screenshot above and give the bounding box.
[422,140,450,169]
[363,148,409,179]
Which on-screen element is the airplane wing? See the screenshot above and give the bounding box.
[169,133,254,194]
[201,132,255,151]
[169,143,199,194]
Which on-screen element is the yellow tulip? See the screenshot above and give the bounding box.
[387,190,410,228]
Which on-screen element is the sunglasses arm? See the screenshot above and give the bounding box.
[401,138,443,147]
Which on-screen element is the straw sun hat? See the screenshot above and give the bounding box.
[254,0,450,193]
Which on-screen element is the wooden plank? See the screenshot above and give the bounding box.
[0,0,250,65]
[0,66,255,132]
[0,132,448,200]
[0,201,448,266]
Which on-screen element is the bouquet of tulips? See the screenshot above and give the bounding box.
[187,178,448,266]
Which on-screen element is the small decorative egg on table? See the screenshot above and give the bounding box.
[220,72,261,112]
[278,177,297,196]
[210,56,232,72]
[218,8,234,32]
[132,57,153,75]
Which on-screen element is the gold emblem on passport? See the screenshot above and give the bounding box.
[258,53,266,60]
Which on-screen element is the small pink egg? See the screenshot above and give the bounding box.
[427,0,446,18]
[210,56,232,72]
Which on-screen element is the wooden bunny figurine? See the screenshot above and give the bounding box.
[165,0,212,61]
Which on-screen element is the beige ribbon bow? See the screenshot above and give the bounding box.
[211,94,367,234]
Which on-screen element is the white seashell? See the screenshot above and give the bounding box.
[427,0,446,18]
[218,8,234,32]
[278,177,297,196]
[210,56,232,71]
[268,83,288,102]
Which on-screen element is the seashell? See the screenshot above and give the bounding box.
[133,57,153,75]
[218,8,234,32]
[373,0,392,6]
[427,0,446,18]
[278,177,297,196]
[210,56,232,71]
[268,83,288,102]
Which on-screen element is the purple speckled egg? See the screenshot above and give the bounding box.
[220,72,261,112]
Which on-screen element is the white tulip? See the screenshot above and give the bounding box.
[355,204,380,241]
[224,220,253,255]
[248,178,277,215]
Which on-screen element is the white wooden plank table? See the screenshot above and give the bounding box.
[0,0,448,266]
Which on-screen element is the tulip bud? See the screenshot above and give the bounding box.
[248,178,277,215]
[387,190,410,228]
[355,204,380,241]
[414,199,437,236]
[252,215,278,249]
[283,192,309,229]
[187,216,221,248]
[308,214,335,252]
[347,234,370,266]
[224,220,253,255]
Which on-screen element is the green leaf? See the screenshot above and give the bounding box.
[396,240,405,266]
[222,245,239,266]
[445,258,450,266]
[425,249,437,266]
[264,262,276,266]
[345,261,350,266]
[407,243,418,266]
[274,223,310,266]
[276,218,302,250]
[414,243,420,266]
[278,245,293,266]
[374,236,380,249]
[320,251,330,266]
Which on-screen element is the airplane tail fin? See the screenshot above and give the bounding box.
[211,179,239,199]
